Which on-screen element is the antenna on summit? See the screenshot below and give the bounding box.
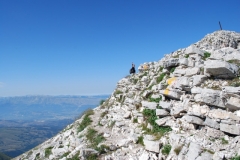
[219,21,222,30]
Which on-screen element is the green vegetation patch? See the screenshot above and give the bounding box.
[184,54,189,58]
[100,99,105,105]
[231,154,240,160]
[114,90,123,95]
[137,136,144,146]
[149,96,162,103]
[203,52,211,60]
[162,144,172,155]
[170,67,176,73]
[157,73,166,83]
[228,59,240,66]
[221,138,228,144]
[77,109,94,133]
[45,146,53,158]
[66,151,80,160]
[142,109,172,135]
[86,128,107,155]
[228,77,240,87]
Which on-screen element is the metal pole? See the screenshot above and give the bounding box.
[219,21,222,30]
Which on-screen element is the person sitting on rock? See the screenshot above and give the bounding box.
[130,63,136,74]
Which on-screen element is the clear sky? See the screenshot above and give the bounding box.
[1,0,240,97]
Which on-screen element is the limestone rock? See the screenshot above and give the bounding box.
[204,60,239,78]
[220,123,240,135]
[183,115,204,125]
[156,109,170,117]
[143,139,161,153]
[225,97,240,111]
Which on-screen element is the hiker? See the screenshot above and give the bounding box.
[130,63,136,74]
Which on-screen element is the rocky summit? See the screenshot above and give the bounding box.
[14,30,240,160]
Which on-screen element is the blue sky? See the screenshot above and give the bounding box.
[0,0,240,97]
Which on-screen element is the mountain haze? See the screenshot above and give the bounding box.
[14,30,240,160]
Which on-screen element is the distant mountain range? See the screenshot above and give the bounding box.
[0,95,109,121]
[0,95,109,158]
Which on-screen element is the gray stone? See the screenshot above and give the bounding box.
[225,97,240,111]
[194,88,225,108]
[220,123,240,135]
[206,127,225,138]
[185,45,204,56]
[191,75,208,86]
[183,115,204,125]
[156,109,169,117]
[222,86,240,96]
[163,58,179,68]
[159,101,172,111]
[204,117,220,129]
[170,106,186,118]
[155,116,172,126]
[204,60,239,78]
[143,139,161,153]
[141,101,158,109]
[186,142,202,160]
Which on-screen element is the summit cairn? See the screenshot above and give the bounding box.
[14,30,240,160]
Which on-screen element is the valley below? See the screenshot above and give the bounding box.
[0,95,108,158]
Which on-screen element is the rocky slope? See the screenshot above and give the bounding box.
[13,30,240,160]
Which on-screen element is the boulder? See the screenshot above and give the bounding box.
[225,97,240,111]
[156,109,170,117]
[141,101,158,109]
[204,60,239,78]
[220,123,240,135]
[183,115,204,125]
[160,89,184,100]
[143,139,161,153]
[159,101,172,111]
[185,45,204,56]
[171,106,186,118]
[163,58,179,68]
[204,117,220,129]
[186,142,202,160]
[155,116,172,126]
[193,88,225,108]
[222,86,240,96]
[185,67,200,77]
[206,127,225,138]
[191,75,208,86]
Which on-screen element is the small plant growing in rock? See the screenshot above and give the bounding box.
[221,138,228,144]
[60,152,70,159]
[162,144,172,155]
[203,52,211,60]
[184,54,189,58]
[170,67,176,73]
[142,109,172,135]
[100,111,108,118]
[228,59,240,66]
[67,151,80,160]
[137,136,144,146]
[231,154,240,160]
[45,146,53,158]
[114,90,123,95]
[149,97,162,103]
[77,109,94,133]
[100,99,105,105]
[174,145,183,155]
[157,73,166,83]
[108,120,116,128]
[133,118,138,123]
[203,149,215,154]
